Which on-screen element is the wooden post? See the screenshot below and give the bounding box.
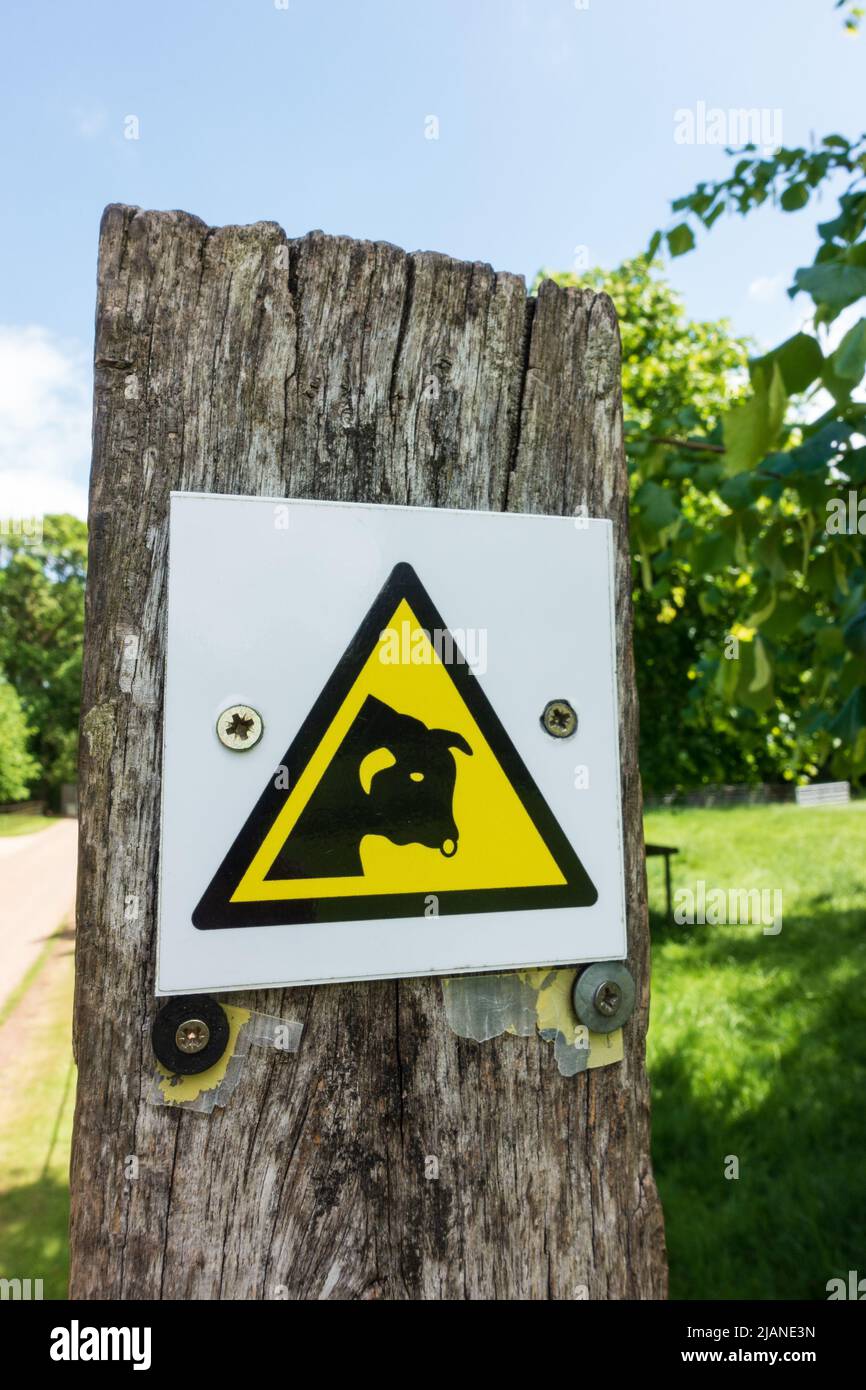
[70,205,667,1300]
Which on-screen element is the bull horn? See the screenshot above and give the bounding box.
[359,745,396,794]
[432,728,472,756]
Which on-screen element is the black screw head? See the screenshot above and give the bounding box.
[152,995,230,1075]
[541,699,578,739]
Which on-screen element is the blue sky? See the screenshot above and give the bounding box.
[1,0,863,518]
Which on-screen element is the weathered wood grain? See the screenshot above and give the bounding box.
[70,205,667,1300]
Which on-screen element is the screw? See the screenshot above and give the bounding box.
[541,699,578,739]
[594,981,622,1017]
[175,1018,210,1055]
[572,961,636,1034]
[216,704,264,751]
[152,995,231,1075]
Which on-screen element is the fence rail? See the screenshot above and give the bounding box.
[647,781,856,810]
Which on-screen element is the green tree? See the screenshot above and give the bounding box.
[0,678,39,801]
[647,111,866,783]
[538,257,813,791]
[0,515,87,802]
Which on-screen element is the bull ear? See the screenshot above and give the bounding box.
[433,728,472,756]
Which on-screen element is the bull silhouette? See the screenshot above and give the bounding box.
[266,695,472,879]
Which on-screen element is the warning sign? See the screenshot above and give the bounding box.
[157,493,626,994]
[193,563,597,929]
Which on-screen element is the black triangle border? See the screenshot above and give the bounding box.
[192,561,598,929]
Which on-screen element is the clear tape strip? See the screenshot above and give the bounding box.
[149,1007,303,1113]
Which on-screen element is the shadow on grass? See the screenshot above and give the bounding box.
[0,1173,69,1299]
[650,908,866,1299]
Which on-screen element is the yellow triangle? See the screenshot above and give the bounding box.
[232,598,566,902]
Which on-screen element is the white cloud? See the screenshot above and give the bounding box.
[0,326,90,522]
[748,274,785,304]
[73,107,107,139]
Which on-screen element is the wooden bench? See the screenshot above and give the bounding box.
[646,842,678,922]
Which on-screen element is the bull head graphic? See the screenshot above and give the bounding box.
[266,695,472,879]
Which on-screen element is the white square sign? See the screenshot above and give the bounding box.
[157,493,627,994]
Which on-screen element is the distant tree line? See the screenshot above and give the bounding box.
[0,515,86,805]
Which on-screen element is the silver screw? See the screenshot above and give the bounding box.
[175,1019,210,1055]
[594,981,622,1017]
[216,704,264,751]
[541,699,578,739]
[572,961,636,1034]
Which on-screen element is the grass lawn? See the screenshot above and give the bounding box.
[645,802,866,1300]
[0,929,75,1299]
[0,802,862,1299]
[0,814,57,837]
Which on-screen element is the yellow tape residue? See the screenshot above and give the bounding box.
[517,968,623,1069]
[579,1028,624,1067]
[442,968,623,1072]
[156,1005,251,1104]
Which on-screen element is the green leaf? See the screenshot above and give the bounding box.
[792,421,855,474]
[794,261,866,311]
[781,182,810,211]
[634,480,679,534]
[748,636,772,692]
[719,472,762,510]
[757,333,823,395]
[735,640,774,711]
[666,223,696,257]
[766,363,788,435]
[818,213,848,243]
[695,462,724,492]
[745,588,777,628]
[815,623,845,656]
[647,230,662,260]
[714,651,740,702]
[821,354,856,405]
[830,686,866,746]
[722,403,761,475]
[843,602,866,655]
[722,362,787,473]
[752,529,787,584]
[818,193,866,247]
[842,446,866,484]
[694,529,736,574]
[833,316,866,382]
[760,591,810,638]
